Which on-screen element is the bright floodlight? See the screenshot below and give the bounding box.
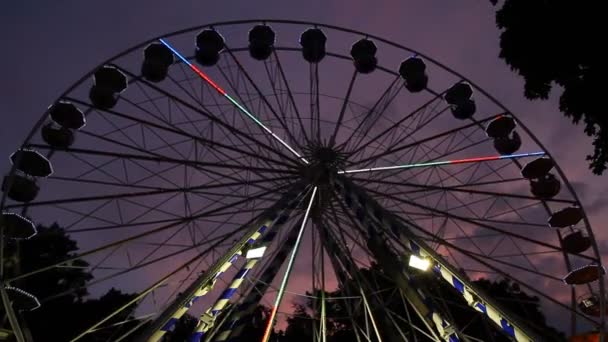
[246,246,268,259]
[409,255,431,271]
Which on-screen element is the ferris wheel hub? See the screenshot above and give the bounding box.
[300,144,346,186]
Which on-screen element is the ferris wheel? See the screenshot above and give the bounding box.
[0,20,605,342]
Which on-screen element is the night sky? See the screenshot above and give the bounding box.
[2,0,607,337]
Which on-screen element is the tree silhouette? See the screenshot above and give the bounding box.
[2,223,139,341]
[494,0,607,174]
[281,304,314,342]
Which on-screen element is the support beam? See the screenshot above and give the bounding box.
[261,186,318,342]
[331,195,455,341]
[211,214,304,342]
[335,177,538,342]
[137,184,306,342]
[188,205,301,342]
[317,217,405,342]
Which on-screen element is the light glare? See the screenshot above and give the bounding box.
[246,246,267,259]
[409,255,431,271]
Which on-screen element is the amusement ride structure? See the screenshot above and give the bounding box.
[0,20,605,341]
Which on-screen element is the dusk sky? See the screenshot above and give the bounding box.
[1,0,607,338]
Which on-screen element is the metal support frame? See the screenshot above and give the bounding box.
[318,218,403,342]
[137,184,305,342]
[188,194,305,342]
[332,188,459,341]
[335,177,539,341]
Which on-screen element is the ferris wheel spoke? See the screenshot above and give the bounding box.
[308,63,321,142]
[352,92,443,164]
[323,214,371,269]
[57,198,130,229]
[117,67,305,168]
[158,39,309,165]
[340,75,403,153]
[350,176,576,204]
[361,118,486,183]
[67,206,270,235]
[351,137,496,195]
[398,115,528,197]
[265,50,312,148]
[52,186,245,228]
[376,155,556,263]
[368,187,597,263]
[163,65,287,168]
[399,131,493,185]
[67,146,244,203]
[61,176,186,228]
[63,135,186,188]
[5,176,287,213]
[124,84,204,162]
[47,170,185,192]
[329,70,358,147]
[347,114,497,169]
[63,200,260,257]
[38,148,293,220]
[354,155,523,238]
[79,125,265,189]
[18,222,262,312]
[90,111,241,192]
[130,75,214,146]
[223,46,305,153]
[357,101,450,171]
[398,169,520,200]
[124,198,256,278]
[274,49,314,147]
[327,198,410,272]
[67,96,297,171]
[340,151,545,175]
[397,194,549,236]
[7,182,285,285]
[213,59,292,161]
[401,211,549,229]
[28,144,295,177]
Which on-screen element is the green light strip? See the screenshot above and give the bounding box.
[224,94,309,164]
[261,186,318,342]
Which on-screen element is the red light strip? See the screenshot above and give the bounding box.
[261,305,279,342]
[159,38,226,96]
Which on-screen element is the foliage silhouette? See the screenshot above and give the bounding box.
[495,0,606,174]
